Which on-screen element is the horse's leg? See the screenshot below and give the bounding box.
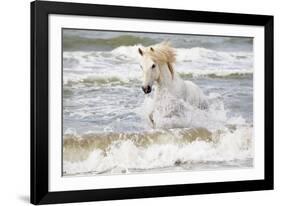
[149,112,155,128]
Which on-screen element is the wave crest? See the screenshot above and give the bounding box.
[63,35,156,51]
[63,45,253,86]
[63,126,252,175]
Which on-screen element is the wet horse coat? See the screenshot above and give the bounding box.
[138,42,208,127]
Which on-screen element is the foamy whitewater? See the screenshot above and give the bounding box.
[62,30,254,176]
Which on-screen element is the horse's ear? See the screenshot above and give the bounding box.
[150,47,154,52]
[138,48,143,56]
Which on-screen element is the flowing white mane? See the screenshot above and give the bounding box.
[142,42,176,78]
[144,42,176,64]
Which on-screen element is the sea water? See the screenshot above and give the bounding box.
[62,30,253,176]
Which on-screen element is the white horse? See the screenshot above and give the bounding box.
[138,42,208,127]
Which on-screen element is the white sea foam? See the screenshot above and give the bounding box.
[63,45,253,86]
[63,126,252,175]
[137,88,228,131]
[63,88,253,175]
[63,44,253,176]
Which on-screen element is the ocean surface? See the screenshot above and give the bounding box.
[62,29,254,176]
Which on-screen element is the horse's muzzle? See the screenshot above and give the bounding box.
[142,85,151,94]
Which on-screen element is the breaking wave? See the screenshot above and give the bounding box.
[63,34,156,51]
[63,89,253,176]
[63,126,253,175]
[62,32,253,52]
[62,40,254,176]
[63,45,253,86]
[63,71,253,87]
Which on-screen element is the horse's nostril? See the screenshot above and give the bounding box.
[142,85,152,94]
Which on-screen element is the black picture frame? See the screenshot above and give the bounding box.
[31,0,274,204]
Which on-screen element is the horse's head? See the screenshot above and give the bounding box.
[138,42,176,94]
[138,47,160,94]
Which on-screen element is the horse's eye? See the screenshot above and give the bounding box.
[151,64,156,69]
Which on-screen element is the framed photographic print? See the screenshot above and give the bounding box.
[31,0,274,204]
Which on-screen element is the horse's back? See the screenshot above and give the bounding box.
[184,80,208,109]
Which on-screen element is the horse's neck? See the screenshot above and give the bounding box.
[157,64,174,89]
